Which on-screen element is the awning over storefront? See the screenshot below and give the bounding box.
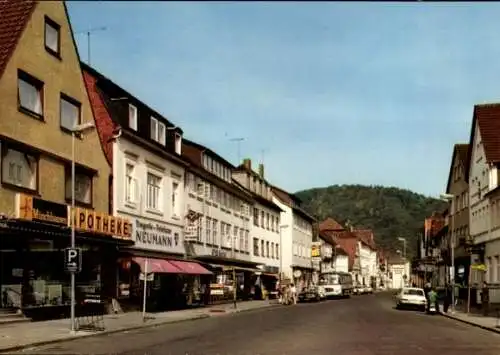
[169,260,212,275]
[132,257,180,273]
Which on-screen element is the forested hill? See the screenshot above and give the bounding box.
[295,184,447,257]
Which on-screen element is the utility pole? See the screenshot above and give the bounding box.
[76,26,107,65]
[229,137,245,164]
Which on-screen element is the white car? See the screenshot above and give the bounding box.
[395,287,427,311]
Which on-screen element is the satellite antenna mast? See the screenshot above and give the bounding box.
[76,26,107,65]
[229,137,245,164]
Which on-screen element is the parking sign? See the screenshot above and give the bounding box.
[65,247,82,273]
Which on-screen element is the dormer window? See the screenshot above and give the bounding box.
[174,133,182,155]
[128,104,137,131]
[150,117,166,145]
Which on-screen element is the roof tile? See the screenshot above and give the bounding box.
[0,0,37,79]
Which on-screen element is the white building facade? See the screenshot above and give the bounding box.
[232,160,282,276]
[271,186,315,290]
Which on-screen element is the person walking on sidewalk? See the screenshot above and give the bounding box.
[290,284,297,305]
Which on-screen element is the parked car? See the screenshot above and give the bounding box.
[298,285,324,302]
[395,287,427,311]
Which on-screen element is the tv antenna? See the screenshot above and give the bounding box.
[76,26,107,65]
[229,137,245,164]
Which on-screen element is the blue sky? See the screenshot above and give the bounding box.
[67,2,500,198]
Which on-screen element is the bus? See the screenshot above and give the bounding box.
[318,271,354,298]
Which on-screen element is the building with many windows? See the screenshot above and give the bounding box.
[181,140,261,299]
[0,0,133,318]
[83,64,212,311]
[271,187,315,290]
[232,159,283,293]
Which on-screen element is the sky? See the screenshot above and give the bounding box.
[67,2,500,198]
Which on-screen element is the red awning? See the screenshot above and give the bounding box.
[168,260,212,275]
[132,257,180,274]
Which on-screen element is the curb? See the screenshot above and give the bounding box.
[0,314,210,354]
[440,312,500,335]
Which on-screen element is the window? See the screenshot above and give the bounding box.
[245,230,249,252]
[261,240,264,256]
[60,94,81,131]
[206,217,212,244]
[225,224,231,248]
[238,228,244,252]
[151,117,158,142]
[271,242,275,258]
[44,16,60,56]
[18,70,43,117]
[253,208,259,226]
[1,147,38,191]
[276,243,279,259]
[266,241,270,258]
[158,121,166,145]
[125,163,137,204]
[172,181,180,217]
[65,170,92,205]
[253,238,259,256]
[146,172,161,210]
[174,133,182,154]
[266,212,270,229]
[260,211,265,227]
[213,220,218,246]
[197,180,204,196]
[128,104,137,131]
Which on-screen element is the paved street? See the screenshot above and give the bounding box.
[14,292,500,355]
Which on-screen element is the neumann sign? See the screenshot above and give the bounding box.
[133,218,184,254]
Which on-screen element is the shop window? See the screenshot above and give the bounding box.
[146,172,162,211]
[60,94,81,132]
[1,146,38,192]
[65,167,93,206]
[18,70,44,119]
[253,238,259,256]
[44,16,60,57]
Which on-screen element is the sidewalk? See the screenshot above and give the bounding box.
[0,300,277,353]
[440,306,500,334]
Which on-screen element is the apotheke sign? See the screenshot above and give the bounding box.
[133,218,184,254]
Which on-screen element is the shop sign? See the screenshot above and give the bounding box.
[311,242,321,261]
[16,193,68,225]
[70,208,132,240]
[132,218,184,254]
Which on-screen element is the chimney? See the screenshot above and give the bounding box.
[258,163,264,178]
[242,158,251,171]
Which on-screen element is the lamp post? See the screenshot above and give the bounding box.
[70,122,95,333]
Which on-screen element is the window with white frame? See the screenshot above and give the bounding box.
[253,238,259,256]
[150,117,158,141]
[60,94,81,131]
[18,71,43,117]
[213,219,218,246]
[245,230,249,252]
[197,180,204,196]
[1,147,38,191]
[158,121,166,145]
[186,173,195,191]
[172,180,180,217]
[276,243,279,259]
[266,241,270,258]
[206,217,212,244]
[125,163,137,204]
[225,224,231,248]
[128,104,137,131]
[271,242,275,258]
[174,133,182,154]
[150,117,166,145]
[146,172,162,210]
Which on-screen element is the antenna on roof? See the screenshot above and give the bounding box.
[76,26,107,66]
[229,137,245,164]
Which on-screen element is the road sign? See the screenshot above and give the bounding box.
[65,247,82,273]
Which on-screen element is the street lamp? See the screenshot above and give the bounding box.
[440,192,455,314]
[70,122,95,333]
[397,237,406,259]
[279,225,289,282]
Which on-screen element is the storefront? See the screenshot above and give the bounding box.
[0,193,133,319]
[116,216,212,312]
[189,247,263,302]
[291,265,314,292]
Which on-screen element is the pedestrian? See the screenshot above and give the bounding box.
[443,284,451,313]
[290,283,297,305]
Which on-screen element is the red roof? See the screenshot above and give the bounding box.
[319,218,344,232]
[353,229,376,250]
[334,236,358,271]
[0,0,37,79]
[82,70,115,166]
